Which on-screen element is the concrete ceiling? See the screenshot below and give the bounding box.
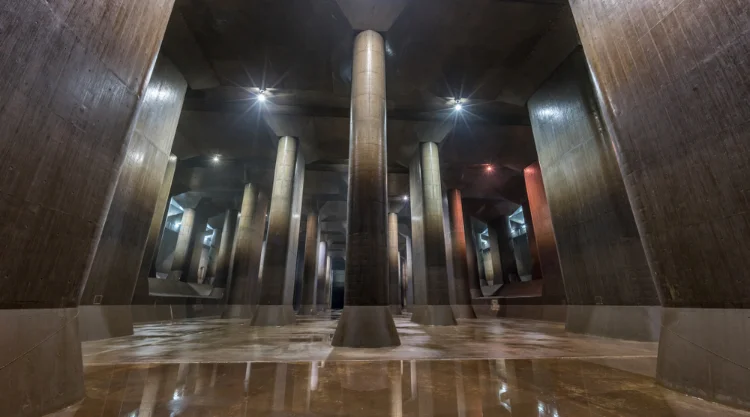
[164,0,579,249]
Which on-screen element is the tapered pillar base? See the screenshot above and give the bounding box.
[222,305,255,319]
[249,305,296,326]
[298,305,317,315]
[451,304,477,319]
[411,305,457,326]
[389,305,403,316]
[332,306,401,348]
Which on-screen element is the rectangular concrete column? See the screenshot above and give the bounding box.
[523,163,565,302]
[486,227,502,285]
[333,30,399,348]
[206,227,223,281]
[411,142,456,326]
[388,212,402,314]
[252,137,300,326]
[135,156,177,293]
[324,255,332,310]
[169,208,198,281]
[521,201,542,281]
[463,212,482,299]
[0,0,176,414]
[447,189,476,318]
[132,156,177,304]
[299,213,319,314]
[567,1,749,404]
[315,241,328,311]
[409,156,428,307]
[185,210,209,283]
[404,236,414,308]
[213,209,238,290]
[80,56,187,339]
[226,184,261,317]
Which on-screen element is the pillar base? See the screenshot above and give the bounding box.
[332,306,401,348]
[250,305,296,327]
[77,305,135,341]
[298,305,317,315]
[411,305,457,326]
[222,305,255,319]
[389,305,403,316]
[451,304,477,319]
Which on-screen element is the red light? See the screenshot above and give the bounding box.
[485,165,494,173]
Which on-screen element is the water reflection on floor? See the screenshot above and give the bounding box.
[49,315,750,416]
[49,358,749,416]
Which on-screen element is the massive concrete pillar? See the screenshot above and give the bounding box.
[299,213,319,314]
[136,156,177,288]
[252,137,300,326]
[521,201,542,280]
[0,0,175,413]
[486,227,502,285]
[332,30,400,347]
[447,189,476,318]
[169,208,198,281]
[213,209,238,290]
[463,213,482,299]
[315,241,328,311]
[206,227,223,281]
[403,237,413,308]
[185,209,209,283]
[411,142,457,326]
[324,254,332,310]
[570,2,749,405]
[523,163,564,301]
[225,184,261,317]
[388,212,402,315]
[132,156,177,304]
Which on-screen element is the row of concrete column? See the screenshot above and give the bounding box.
[148,30,482,343]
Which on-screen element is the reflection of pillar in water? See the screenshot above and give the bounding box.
[273,364,288,411]
[138,367,162,417]
[390,362,403,417]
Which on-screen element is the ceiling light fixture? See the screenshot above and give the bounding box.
[454,98,463,111]
[257,90,267,102]
[212,155,220,163]
[485,165,494,173]
[403,195,409,201]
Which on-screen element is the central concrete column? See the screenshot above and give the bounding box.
[388,212,402,315]
[299,213,318,314]
[213,209,238,289]
[315,241,328,311]
[332,30,400,347]
[447,189,476,318]
[251,136,299,326]
[412,142,457,325]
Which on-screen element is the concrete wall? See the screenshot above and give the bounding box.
[0,0,174,415]
[570,0,750,408]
